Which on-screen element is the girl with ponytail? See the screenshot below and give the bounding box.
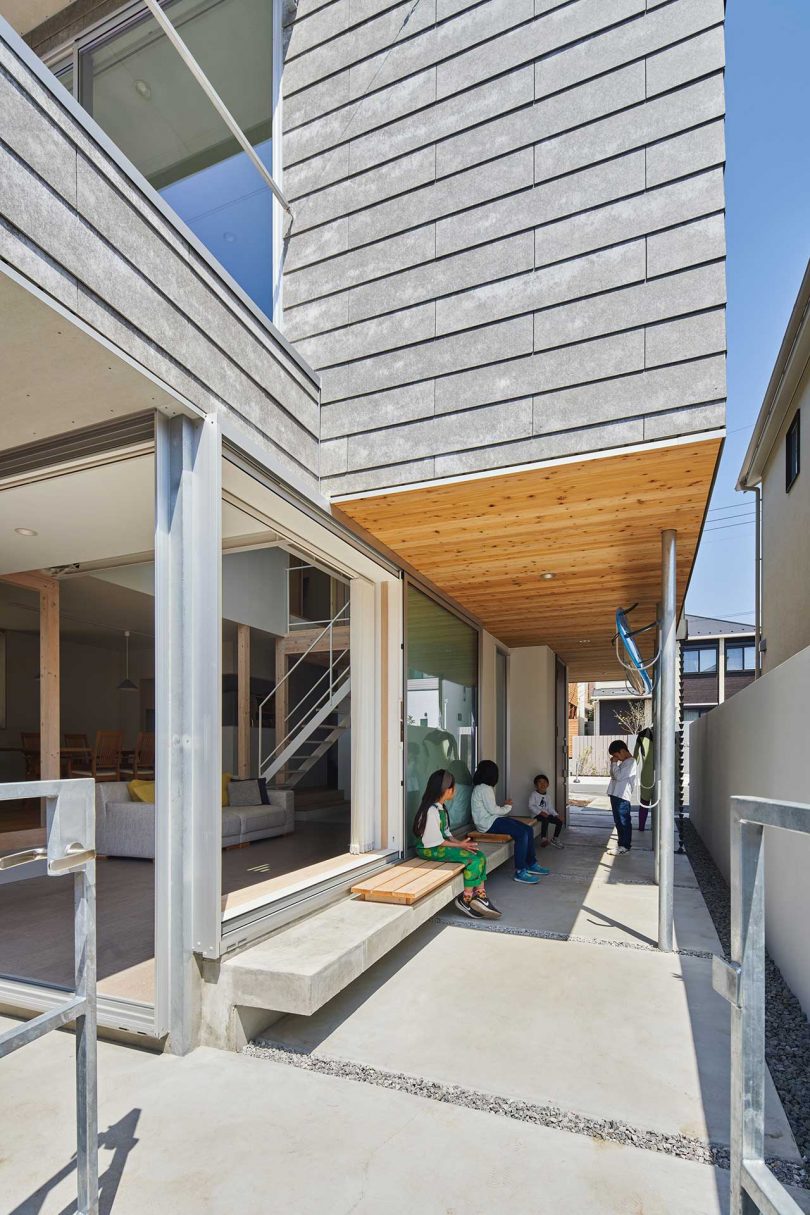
[413,769,501,920]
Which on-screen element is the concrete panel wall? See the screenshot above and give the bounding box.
[689,645,810,1016]
[0,23,321,495]
[508,644,556,814]
[282,0,727,496]
[760,360,810,672]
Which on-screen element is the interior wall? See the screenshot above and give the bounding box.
[689,642,810,1016]
[508,645,556,815]
[0,628,154,783]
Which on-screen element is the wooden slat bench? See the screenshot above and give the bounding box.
[468,832,512,842]
[351,857,465,906]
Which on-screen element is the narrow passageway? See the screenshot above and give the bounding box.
[1,806,808,1215]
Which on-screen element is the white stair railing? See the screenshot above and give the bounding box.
[259,602,350,784]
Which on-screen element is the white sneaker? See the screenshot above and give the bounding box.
[551,838,564,849]
[618,846,630,855]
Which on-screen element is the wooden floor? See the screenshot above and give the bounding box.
[0,818,350,1006]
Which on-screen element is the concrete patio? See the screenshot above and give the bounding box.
[1,809,808,1214]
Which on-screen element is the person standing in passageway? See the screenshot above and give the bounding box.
[607,740,638,855]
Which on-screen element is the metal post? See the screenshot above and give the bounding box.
[658,531,676,951]
[652,610,662,885]
[729,815,766,1215]
[74,859,98,1214]
[754,486,762,678]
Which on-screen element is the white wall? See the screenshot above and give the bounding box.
[689,643,810,1016]
[508,645,556,815]
[761,361,810,672]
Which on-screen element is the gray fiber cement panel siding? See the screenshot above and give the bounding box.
[1,26,320,494]
[281,0,727,496]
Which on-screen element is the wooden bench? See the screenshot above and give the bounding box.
[351,857,465,906]
[468,832,512,842]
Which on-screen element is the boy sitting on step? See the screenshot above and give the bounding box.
[528,774,565,849]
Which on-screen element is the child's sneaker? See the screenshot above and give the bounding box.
[470,895,501,919]
[528,862,550,875]
[551,838,565,849]
[454,893,483,917]
[514,869,541,884]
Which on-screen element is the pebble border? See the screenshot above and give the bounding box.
[684,820,810,1167]
[244,1040,807,1190]
[432,914,715,959]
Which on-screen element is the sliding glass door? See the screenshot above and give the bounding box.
[405,586,478,840]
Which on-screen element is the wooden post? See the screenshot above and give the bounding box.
[237,624,250,779]
[40,578,60,782]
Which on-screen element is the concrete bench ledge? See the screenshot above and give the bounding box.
[203,832,529,1049]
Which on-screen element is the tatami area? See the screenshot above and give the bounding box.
[2,807,809,1214]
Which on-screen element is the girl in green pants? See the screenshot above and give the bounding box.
[414,769,501,920]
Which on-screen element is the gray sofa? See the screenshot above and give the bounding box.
[95,781,294,860]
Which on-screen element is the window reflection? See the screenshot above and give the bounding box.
[406,587,478,840]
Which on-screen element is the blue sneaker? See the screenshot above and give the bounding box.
[514,868,541,884]
[528,862,550,875]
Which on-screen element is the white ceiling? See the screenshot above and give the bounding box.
[0,272,186,451]
[0,455,156,577]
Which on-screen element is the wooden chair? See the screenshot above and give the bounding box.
[71,730,123,782]
[64,732,92,777]
[120,731,155,780]
[20,732,40,781]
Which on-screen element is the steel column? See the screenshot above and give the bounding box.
[155,413,222,1052]
[652,609,662,885]
[658,531,677,951]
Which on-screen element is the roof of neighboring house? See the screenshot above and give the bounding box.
[685,614,755,638]
[738,258,810,490]
[591,684,651,701]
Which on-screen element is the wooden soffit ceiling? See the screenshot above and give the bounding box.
[336,438,722,680]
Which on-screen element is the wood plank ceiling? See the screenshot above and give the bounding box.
[336,438,722,680]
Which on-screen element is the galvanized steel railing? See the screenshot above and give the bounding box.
[0,778,98,1214]
[712,795,810,1215]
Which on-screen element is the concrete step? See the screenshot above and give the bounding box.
[202,830,532,1049]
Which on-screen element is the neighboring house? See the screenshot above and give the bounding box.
[689,260,810,1017]
[590,682,650,736]
[0,0,727,1052]
[680,614,756,725]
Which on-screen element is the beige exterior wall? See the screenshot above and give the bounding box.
[689,643,810,1016]
[760,360,810,672]
[508,644,556,815]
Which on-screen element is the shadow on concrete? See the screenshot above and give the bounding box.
[10,1108,141,1215]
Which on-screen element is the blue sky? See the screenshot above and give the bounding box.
[685,0,810,625]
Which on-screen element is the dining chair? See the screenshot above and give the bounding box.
[20,732,40,781]
[71,730,123,782]
[120,731,155,780]
[64,732,92,777]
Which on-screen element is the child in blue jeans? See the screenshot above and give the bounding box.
[607,740,637,854]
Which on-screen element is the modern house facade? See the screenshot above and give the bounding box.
[680,613,755,724]
[690,260,810,1016]
[0,0,726,1052]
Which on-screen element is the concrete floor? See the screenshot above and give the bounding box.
[1,805,806,1214]
[2,1026,809,1215]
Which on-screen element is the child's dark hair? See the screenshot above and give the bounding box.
[413,769,455,839]
[472,759,499,787]
[608,740,629,755]
[534,773,549,785]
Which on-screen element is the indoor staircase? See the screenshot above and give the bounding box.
[258,603,350,788]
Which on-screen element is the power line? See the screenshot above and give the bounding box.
[701,520,756,534]
[706,503,756,516]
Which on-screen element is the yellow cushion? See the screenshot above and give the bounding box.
[129,780,156,804]
[222,772,232,806]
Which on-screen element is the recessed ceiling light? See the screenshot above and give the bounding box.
[579,639,592,645]
[540,571,556,581]
[14,527,38,537]
[134,79,152,99]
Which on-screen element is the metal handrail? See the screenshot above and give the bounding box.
[258,602,351,779]
[0,778,98,1214]
[712,795,810,1215]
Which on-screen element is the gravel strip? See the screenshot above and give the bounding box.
[432,914,714,959]
[244,1040,806,1189]
[685,821,810,1167]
